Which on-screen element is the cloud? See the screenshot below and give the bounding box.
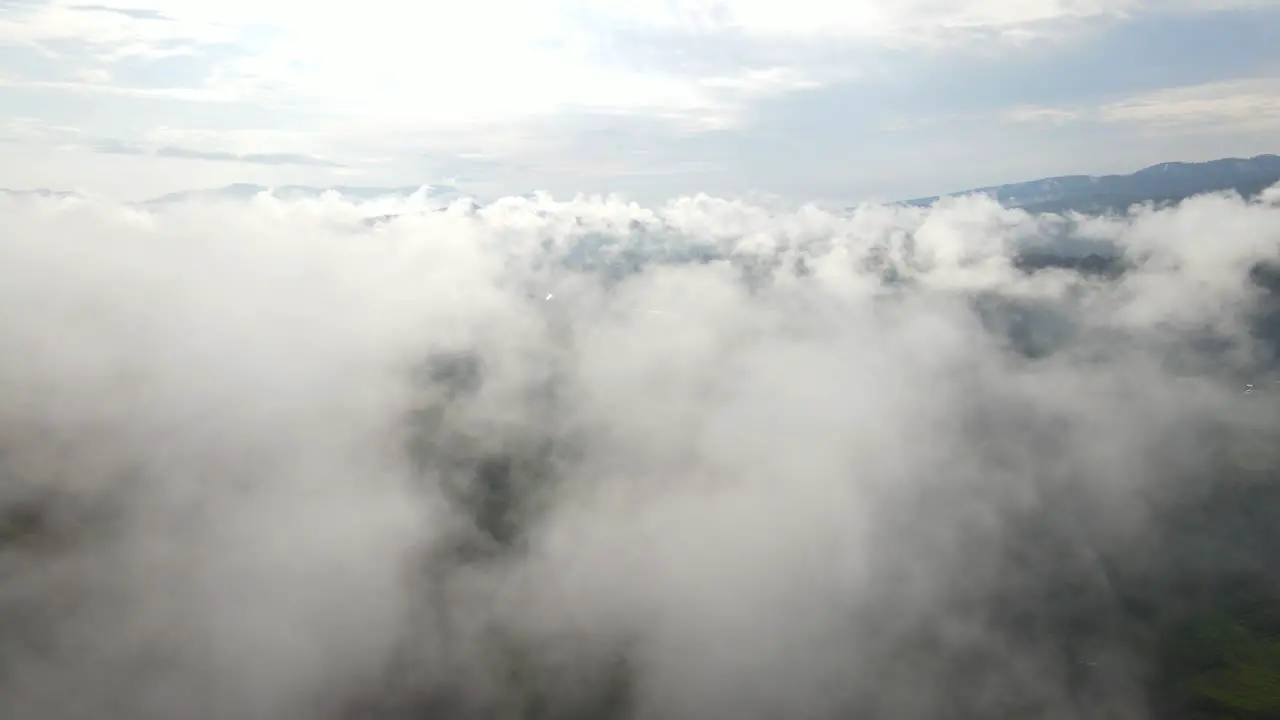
[68,4,171,20]
[91,137,147,154]
[577,0,1137,43]
[1003,105,1084,125]
[0,0,236,74]
[0,0,1225,141]
[0,128,345,169]
[151,145,343,167]
[2,0,1277,196]
[88,139,345,167]
[1098,76,1280,132]
[1000,75,1280,135]
[0,185,1278,719]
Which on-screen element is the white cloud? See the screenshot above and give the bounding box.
[0,74,249,103]
[1099,77,1280,132]
[1003,105,1083,125]
[999,76,1280,135]
[579,0,1139,41]
[0,143,366,199]
[0,1,235,56]
[1,186,1278,718]
[0,0,1208,137]
[138,126,333,157]
[1,0,1277,196]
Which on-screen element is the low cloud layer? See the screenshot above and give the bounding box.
[1,185,1279,719]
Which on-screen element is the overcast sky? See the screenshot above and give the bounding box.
[1,0,1278,202]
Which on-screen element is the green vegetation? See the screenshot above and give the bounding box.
[1144,474,1280,720]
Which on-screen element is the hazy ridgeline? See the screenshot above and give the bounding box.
[1,187,1279,719]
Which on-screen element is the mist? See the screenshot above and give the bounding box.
[1,185,1279,720]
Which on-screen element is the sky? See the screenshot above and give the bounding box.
[0,0,1279,203]
[4,3,1280,717]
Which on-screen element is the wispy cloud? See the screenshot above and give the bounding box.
[0,0,1188,135]
[1099,76,1280,131]
[0,0,236,55]
[91,137,146,154]
[68,4,171,21]
[0,73,254,103]
[1,0,1278,199]
[1003,106,1083,125]
[1002,76,1280,134]
[151,145,342,167]
[82,130,345,167]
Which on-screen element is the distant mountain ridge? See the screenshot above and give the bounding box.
[904,154,1280,214]
[5,154,1279,215]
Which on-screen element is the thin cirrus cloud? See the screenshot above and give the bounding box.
[151,145,344,167]
[67,4,171,21]
[85,138,345,168]
[1004,77,1280,134]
